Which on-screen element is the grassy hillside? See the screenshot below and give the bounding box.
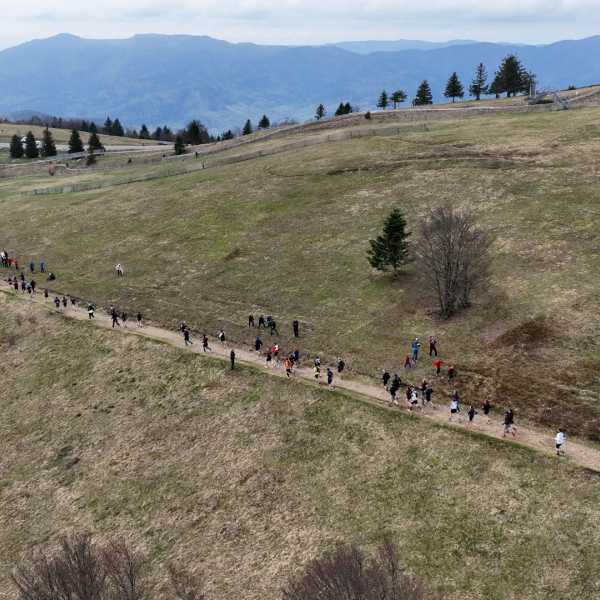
[0,107,599,440]
[0,122,148,146]
[1,294,600,600]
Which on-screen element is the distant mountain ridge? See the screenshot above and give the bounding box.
[330,39,482,53]
[0,33,599,130]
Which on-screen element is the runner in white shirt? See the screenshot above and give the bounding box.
[555,429,566,456]
[449,398,459,422]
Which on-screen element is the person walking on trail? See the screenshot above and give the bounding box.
[389,375,400,405]
[293,348,300,365]
[483,399,492,423]
[254,336,263,353]
[284,357,293,378]
[44,288,49,300]
[53,296,60,309]
[88,304,95,319]
[29,279,36,294]
[20,280,26,293]
[13,280,18,292]
[429,335,438,357]
[327,367,334,389]
[382,369,391,389]
[503,408,516,438]
[409,387,419,411]
[183,328,192,346]
[555,428,566,456]
[404,355,412,369]
[314,356,321,369]
[449,397,459,422]
[314,363,321,382]
[115,263,124,277]
[336,358,346,379]
[217,329,226,345]
[420,379,428,401]
[258,315,266,329]
[293,319,300,338]
[70,296,76,306]
[179,321,188,334]
[433,358,442,377]
[110,306,120,328]
[20,271,25,282]
[269,319,279,336]
[272,344,280,365]
[29,260,35,273]
[248,314,255,328]
[411,338,421,362]
[202,335,211,352]
[467,405,477,427]
[137,312,143,327]
[122,312,128,328]
[230,349,236,370]
[425,383,433,407]
[265,349,272,368]
[447,365,456,382]
[40,261,45,273]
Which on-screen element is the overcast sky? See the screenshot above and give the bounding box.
[1,0,599,50]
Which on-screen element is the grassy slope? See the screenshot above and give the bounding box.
[0,108,599,439]
[1,295,600,600]
[0,123,147,146]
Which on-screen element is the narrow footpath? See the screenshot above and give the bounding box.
[3,283,600,473]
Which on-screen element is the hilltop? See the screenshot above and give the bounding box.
[2,33,600,128]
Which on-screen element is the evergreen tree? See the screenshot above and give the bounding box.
[68,129,84,154]
[111,118,125,137]
[494,54,527,97]
[444,72,465,103]
[89,122,98,134]
[86,147,96,166]
[41,127,57,157]
[9,134,24,159]
[174,135,186,155]
[258,115,270,129]
[367,208,411,274]
[335,102,345,116]
[103,117,113,135]
[345,102,353,114]
[469,63,488,100]
[80,120,89,132]
[139,124,150,139]
[88,131,104,152]
[24,131,39,159]
[242,119,253,136]
[377,90,389,110]
[391,90,407,109]
[414,80,433,105]
[222,130,235,141]
[315,104,326,120]
[489,75,502,98]
[162,126,173,141]
[152,126,163,140]
[184,120,208,144]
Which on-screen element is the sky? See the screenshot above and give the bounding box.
[1,0,599,50]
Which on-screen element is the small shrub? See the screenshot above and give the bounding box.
[365,111,372,120]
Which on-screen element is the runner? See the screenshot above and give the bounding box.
[405,385,413,410]
[70,296,76,306]
[467,405,477,427]
[269,318,279,336]
[284,357,293,378]
[314,363,321,382]
[53,296,60,309]
[447,364,456,382]
[483,399,492,423]
[137,312,143,327]
[425,383,433,407]
[115,263,124,277]
[122,312,128,328]
[503,408,517,438]
[336,357,345,379]
[293,348,300,365]
[293,319,300,338]
[202,335,211,352]
[30,280,36,294]
[265,349,272,368]
[555,428,566,456]
[88,304,95,319]
[230,349,236,370]
[429,335,438,357]
[449,397,459,422]
[420,379,428,404]
[217,329,226,345]
[411,338,421,362]
[433,358,442,377]
[183,328,192,346]
[248,314,255,328]
[404,355,412,369]
[327,367,334,389]
[314,356,321,368]
[382,369,391,389]
[410,387,419,411]
[110,306,120,328]
[389,375,400,406]
[43,288,49,300]
[272,343,280,365]
[258,315,266,329]
[255,336,263,353]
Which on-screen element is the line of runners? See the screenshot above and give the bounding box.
[0,253,568,457]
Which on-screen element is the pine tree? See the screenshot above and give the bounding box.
[469,63,488,100]
[111,118,125,137]
[86,147,96,166]
[315,104,326,120]
[258,115,270,129]
[414,80,433,105]
[152,126,163,140]
[335,103,345,116]
[41,127,57,157]
[68,129,84,154]
[80,120,89,132]
[391,90,407,109]
[489,75,502,98]
[174,135,186,155]
[24,131,39,159]
[444,72,465,103]
[222,130,235,141]
[184,120,208,144]
[343,102,352,114]
[367,208,411,274]
[9,134,24,159]
[88,131,104,152]
[162,126,173,141]
[89,122,98,134]
[139,124,150,139]
[242,119,253,136]
[103,117,113,135]
[494,54,527,97]
[377,90,389,110]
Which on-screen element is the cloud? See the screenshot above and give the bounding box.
[1,0,599,48]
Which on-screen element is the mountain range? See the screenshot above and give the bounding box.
[0,33,599,130]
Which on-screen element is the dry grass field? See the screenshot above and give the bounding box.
[1,295,600,600]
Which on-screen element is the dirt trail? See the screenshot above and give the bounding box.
[3,283,600,473]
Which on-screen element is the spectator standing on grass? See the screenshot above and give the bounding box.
[467,405,477,427]
[230,350,236,370]
[258,315,266,329]
[183,328,192,346]
[327,367,334,389]
[433,358,442,376]
[53,296,60,309]
[255,336,263,353]
[248,314,255,328]
[29,260,35,273]
[503,408,517,438]
[44,288,48,300]
[448,364,456,382]
[88,304,95,319]
[122,312,128,328]
[62,296,67,308]
[202,335,210,352]
[382,369,391,389]
[293,319,300,338]
[115,263,124,277]
[412,338,421,362]
[137,312,143,327]
[337,357,345,379]
[429,335,438,357]
[40,261,45,273]
[404,355,412,369]
[555,428,566,456]
[293,348,300,365]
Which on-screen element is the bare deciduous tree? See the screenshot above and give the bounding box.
[415,207,492,319]
[282,539,434,600]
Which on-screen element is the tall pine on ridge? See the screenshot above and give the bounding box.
[469,63,488,100]
[24,131,39,159]
[68,129,84,154]
[444,72,465,102]
[414,80,433,105]
[41,127,57,157]
[368,208,411,275]
[9,134,24,159]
